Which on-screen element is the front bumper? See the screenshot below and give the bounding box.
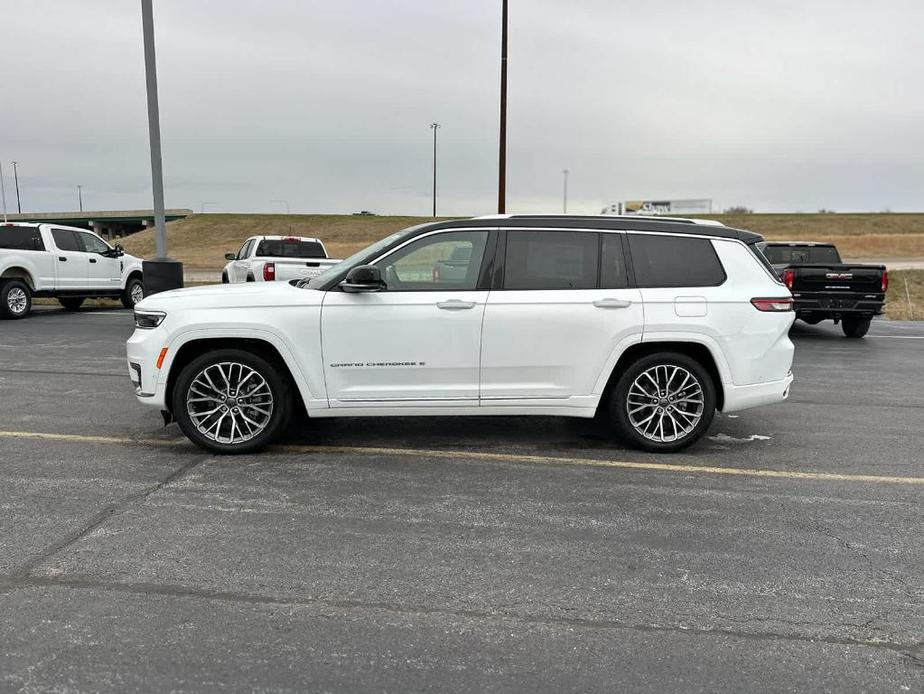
[126,326,169,409]
[722,372,793,414]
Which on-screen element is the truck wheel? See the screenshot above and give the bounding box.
[1,280,32,319]
[121,276,145,309]
[221,272,229,284]
[58,297,85,311]
[842,317,871,338]
[608,352,716,452]
[172,348,292,454]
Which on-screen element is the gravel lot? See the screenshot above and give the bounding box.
[0,308,922,692]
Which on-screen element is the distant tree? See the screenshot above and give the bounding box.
[723,206,753,214]
[817,208,836,214]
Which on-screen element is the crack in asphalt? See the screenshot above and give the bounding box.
[11,454,209,577]
[0,572,921,660]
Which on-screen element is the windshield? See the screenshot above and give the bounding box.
[305,227,419,288]
[256,239,326,258]
[761,244,841,265]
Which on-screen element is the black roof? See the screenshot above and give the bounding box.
[410,215,763,243]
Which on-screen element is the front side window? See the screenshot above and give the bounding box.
[51,229,82,252]
[628,234,726,288]
[503,230,598,290]
[375,230,489,291]
[78,232,110,254]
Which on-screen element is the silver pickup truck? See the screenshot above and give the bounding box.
[222,235,341,284]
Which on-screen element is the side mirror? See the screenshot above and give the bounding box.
[341,264,384,293]
[114,244,125,257]
[225,253,237,261]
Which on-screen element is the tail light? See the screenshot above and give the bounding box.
[881,270,888,293]
[782,269,794,289]
[751,297,794,312]
[263,262,276,281]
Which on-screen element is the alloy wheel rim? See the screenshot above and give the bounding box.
[7,287,27,315]
[131,283,144,304]
[186,361,274,444]
[627,364,705,443]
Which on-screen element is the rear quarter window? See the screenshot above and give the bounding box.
[0,227,45,251]
[628,234,726,288]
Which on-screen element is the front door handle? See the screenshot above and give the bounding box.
[59,257,67,262]
[593,298,632,309]
[89,258,97,263]
[436,299,476,310]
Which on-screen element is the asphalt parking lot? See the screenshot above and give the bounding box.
[1,307,922,692]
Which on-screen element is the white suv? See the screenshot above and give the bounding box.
[127,215,794,454]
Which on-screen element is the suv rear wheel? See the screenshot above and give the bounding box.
[172,349,292,454]
[842,317,871,338]
[609,352,716,452]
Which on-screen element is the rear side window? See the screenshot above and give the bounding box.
[51,229,82,252]
[628,234,726,288]
[0,226,44,251]
[256,239,326,258]
[601,233,629,289]
[504,231,598,290]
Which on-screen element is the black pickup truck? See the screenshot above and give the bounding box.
[759,241,887,338]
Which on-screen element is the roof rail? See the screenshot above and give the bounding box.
[474,213,725,227]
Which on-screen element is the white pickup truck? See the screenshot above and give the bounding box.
[0,222,145,319]
[222,235,341,284]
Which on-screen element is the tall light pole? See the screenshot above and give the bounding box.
[11,161,21,213]
[77,185,83,212]
[428,122,440,217]
[141,0,183,293]
[0,162,7,222]
[562,169,568,213]
[497,0,508,214]
[271,199,290,214]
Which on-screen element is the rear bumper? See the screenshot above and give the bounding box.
[722,372,793,414]
[793,293,884,316]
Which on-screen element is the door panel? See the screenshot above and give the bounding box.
[321,290,487,403]
[50,229,88,290]
[79,232,121,289]
[480,288,643,399]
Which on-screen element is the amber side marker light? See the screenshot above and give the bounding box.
[156,348,169,369]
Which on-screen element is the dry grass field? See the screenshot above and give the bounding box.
[886,270,924,320]
[120,212,924,270]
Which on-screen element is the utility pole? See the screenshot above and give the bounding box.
[77,185,83,212]
[11,161,21,213]
[271,199,290,214]
[497,0,508,214]
[0,162,7,222]
[141,0,183,293]
[562,169,568,213]
[428,122,440,217]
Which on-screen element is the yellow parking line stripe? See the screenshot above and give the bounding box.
[0,429,921,485]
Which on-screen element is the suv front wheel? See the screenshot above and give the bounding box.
[609,352,716,452]
[172,349,291,454]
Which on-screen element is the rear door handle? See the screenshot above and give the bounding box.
[436,299,476,310]
[593,298,631,309]
[89,258,97,263]
[59,257,67,262]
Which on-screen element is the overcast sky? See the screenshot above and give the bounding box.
[1,0,922,216]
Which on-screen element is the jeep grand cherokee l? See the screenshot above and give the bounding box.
[127,215,795,453]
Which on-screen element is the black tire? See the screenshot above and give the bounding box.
[246,274,255,282]
[608,352,716,453]
[58,297,85,311]
[121,276,145,309]
[221,272,229,284]
[842,317,871,338]
[172,348,292,454]
[800,316,823,325]
[0,279,32,320]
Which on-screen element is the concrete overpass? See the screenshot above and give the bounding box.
[1,209,193,239]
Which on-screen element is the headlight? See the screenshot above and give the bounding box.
[134,310,166,329]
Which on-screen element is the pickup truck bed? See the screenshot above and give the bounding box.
[223,235,341,283]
